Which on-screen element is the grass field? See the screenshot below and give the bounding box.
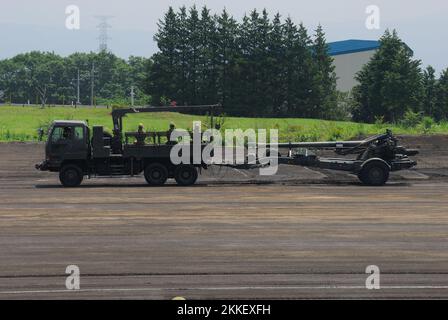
[1,105,447,142]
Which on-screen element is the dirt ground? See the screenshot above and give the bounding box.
[0,135,448,299]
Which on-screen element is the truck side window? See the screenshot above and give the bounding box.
[74,126,84,140]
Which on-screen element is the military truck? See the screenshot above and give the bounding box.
[35,104,419,187]
[35,105,220,187]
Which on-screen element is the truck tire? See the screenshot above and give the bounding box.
[59,164,83,187]
[174,165,198,186]
[358,161,390,186]
[144,163,168,186]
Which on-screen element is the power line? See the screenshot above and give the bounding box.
[91,62,95,106]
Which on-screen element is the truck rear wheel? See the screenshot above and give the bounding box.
[144,163,168,186]
[59,164,83,187]
[358,161,390,186]
[174,165,198,186]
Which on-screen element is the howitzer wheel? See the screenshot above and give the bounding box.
[59,164,83,187]
[174,165,198,186]
[144,163,168,186]
[358,161,390,186]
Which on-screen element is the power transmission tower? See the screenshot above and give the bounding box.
[91,62,95,107]
[95,15,113,52]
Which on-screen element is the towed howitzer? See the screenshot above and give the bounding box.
[233,130,419,186]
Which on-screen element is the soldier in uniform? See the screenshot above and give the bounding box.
[37,127,44,141]
[166,122,176,144]
[62,126,72,140]
[135,123,146,146]
[111,128,122,154]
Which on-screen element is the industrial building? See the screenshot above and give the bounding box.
[328,39,380,92]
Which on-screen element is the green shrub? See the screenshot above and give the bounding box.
[327,126,344,141]
[401,110,422,128]
[355,124,367,138]
[420,116,435,134]
[374,116,385,129]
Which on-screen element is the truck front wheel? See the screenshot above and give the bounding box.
[144,163,168,186]
[59,164,83,187]
[174,165,198,186]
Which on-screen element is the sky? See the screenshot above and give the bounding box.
[0,0,447,72]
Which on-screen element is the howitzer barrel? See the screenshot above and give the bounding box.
[260,140,365,149]
[261,132,395,150]
[277,141,365,149]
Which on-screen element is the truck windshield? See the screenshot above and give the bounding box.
[50,126,84,142]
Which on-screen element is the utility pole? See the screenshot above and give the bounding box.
[76,68,81,105]
[130,86,135,107]
[90,62,95,107]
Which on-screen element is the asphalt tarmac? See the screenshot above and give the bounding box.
[0,138,447,299]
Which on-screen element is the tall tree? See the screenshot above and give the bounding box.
[280,19,316,117]
[254,9,273,115]
[197,7,218,104]
[150,7,179,104]
[236,9,273,116]
[11,52,67,106]
[236,12,256,115]
[127,55,152,104]
[177,6,189,104]
[267,13,286,115]
[310,24,337,119]
[434,68,448,121]
[353,30,423,123]
[185,5,201,104]
[422,65,437,117]
[215,9,239,113]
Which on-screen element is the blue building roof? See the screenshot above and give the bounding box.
[327,39,380,56]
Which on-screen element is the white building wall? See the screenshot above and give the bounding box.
[331,50,376,92]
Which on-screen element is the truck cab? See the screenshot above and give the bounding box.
[36,118,205,187]
[36,120,90,186]
[36,105,219,187]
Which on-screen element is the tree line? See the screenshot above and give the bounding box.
[0,51,151,106]
[150,6,337,118]
[0,6,447,123]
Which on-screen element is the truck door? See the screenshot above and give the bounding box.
[48,126,70,163]
[67,126,88,160]
[49,125,88,161]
